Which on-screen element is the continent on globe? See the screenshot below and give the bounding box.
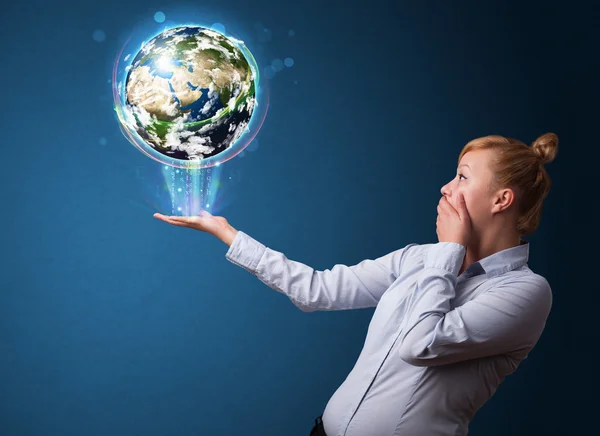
[124,26,256,161]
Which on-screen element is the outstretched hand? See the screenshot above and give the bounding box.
[153,210,238,246]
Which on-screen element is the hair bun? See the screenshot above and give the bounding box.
[531,133,558,164]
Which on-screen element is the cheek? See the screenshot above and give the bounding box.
[464,193,487,222]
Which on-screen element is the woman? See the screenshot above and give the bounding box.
[154,133,558,436]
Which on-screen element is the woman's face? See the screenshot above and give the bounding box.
[440,149,497,235]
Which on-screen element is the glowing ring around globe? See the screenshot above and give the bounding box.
[112,25,269,170]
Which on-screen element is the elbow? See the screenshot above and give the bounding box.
[398,340,430,367]
[294,300,318,313]
[298,305,318,313]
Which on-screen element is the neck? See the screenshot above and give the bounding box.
[459,226,521,276]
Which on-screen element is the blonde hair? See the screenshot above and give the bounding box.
[458,133,558,237]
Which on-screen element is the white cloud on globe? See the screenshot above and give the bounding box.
[114,25,264,167]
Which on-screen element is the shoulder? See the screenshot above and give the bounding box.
[511,269,552,301]
[491,271,553,319]
[525,271,553,310]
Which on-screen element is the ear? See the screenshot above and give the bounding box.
[495,189,515,213]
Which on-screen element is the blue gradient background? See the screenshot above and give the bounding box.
[1,0,595,435]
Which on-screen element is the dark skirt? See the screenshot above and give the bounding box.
[310,414,327,436]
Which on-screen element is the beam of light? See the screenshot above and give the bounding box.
[159,163,224,216]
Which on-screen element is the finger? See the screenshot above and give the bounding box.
[456,193,468,219]
[159,220,188,229]
[166,215,195,226]
[441,196,458,216]
[167,215,197,224]
[154,214,190,227]
[170,218,195,228]
[154,213,184,220]
[438,199,449,215]
[154,214,173,223]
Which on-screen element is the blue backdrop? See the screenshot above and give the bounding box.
[1,0,593,435]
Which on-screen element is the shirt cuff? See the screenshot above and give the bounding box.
[225,230,267,274]
[424,242,466,276]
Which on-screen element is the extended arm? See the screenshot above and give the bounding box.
[226,230,417,312]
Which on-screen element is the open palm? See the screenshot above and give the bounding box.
[153,210,230,236]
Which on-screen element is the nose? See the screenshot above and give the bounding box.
[440,182,450,197]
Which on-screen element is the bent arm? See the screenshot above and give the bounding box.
[397,242,553,366]
[225,230,416,312]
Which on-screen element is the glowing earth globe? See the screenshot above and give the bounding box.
[124,26,256,161]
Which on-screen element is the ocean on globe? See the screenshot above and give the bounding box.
[124,26,256,161]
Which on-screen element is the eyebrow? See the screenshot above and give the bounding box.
[458,164,471,171]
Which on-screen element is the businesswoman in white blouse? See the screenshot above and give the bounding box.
[154,132,557,436]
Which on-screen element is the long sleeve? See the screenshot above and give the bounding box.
[225,230,417,312]
[397,242,553,366]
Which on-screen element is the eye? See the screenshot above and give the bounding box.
[457,173,466,181]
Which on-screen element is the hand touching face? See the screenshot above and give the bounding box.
[436,192,472,248]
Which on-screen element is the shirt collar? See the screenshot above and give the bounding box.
[462,238,530,279]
